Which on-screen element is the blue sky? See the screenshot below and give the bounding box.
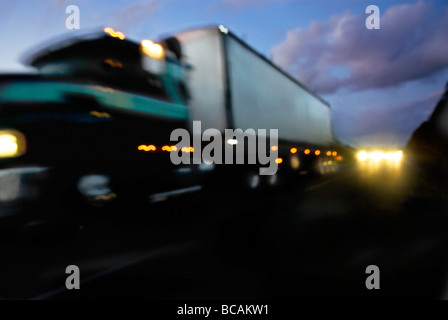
[1,0,447,148]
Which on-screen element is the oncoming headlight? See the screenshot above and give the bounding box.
[0,130,26,159]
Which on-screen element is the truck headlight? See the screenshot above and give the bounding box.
[141,40,164,60]
[0,130,26,158]
[141,39,166,75]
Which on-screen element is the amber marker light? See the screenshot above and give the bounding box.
[138,145,156,152]
[162,145,178,152]
[181,147,194,153]
[104,27,125,40]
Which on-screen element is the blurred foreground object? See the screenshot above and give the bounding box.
[406,81,448,213]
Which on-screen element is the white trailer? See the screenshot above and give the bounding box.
[174,26,335,147]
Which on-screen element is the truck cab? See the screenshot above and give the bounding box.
[0,28,195,227]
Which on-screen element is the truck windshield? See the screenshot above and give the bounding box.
[30,37,173,102]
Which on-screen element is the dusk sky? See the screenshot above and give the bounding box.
[1,0,447,148]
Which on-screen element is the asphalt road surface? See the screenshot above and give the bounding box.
[1,160,448,300]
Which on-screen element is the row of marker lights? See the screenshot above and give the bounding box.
[226,141,336,157]
[270,146,339,167]
[138,145,194,153]
[137,142,338,163]
[269,146,337,157]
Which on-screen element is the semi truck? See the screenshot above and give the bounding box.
[0,26,337,229]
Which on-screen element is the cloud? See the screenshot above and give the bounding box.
[271,1,448,94]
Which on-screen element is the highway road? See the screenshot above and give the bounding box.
[1,160,448,300]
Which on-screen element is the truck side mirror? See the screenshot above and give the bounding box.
[162,37,182,60]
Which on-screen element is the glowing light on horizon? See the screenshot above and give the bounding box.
[357,150,403,163]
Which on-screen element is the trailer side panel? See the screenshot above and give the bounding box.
[225,35,334,146]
